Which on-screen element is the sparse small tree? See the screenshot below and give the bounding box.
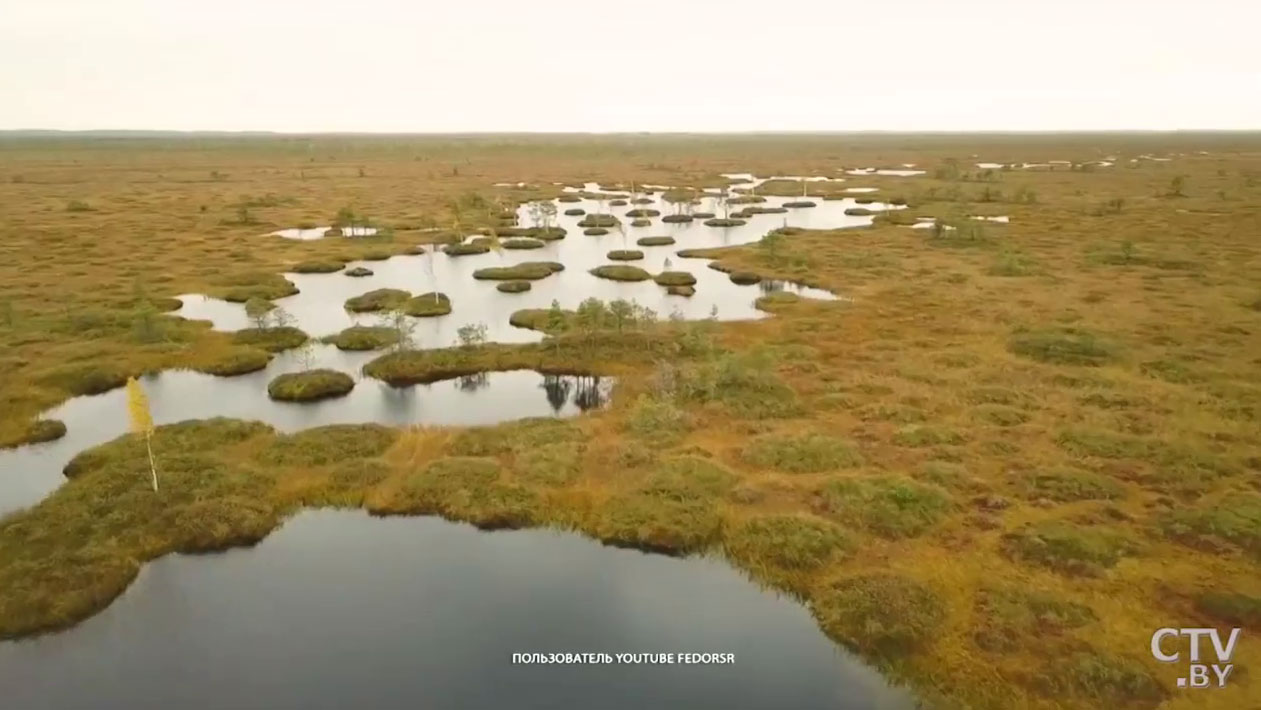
[245,297,274,329]
[457,322,488,348]
[1169,175,1186,197]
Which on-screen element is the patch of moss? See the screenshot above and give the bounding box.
[472,262,564,281]
[1008,328,1120,366]
[893,425,965,447]
[630,218,651,227]
[325,325,400,351]
[815,476,952,539]
[291,260,345,274]
[973,586,1097,653]
[704,217,747,227]
[1017,467,1125,502]
[583,227,610,236]
[637,236,676,246]
[344,288,412,313]
[266,369,355,402]
[1035,651,1166,709]
[784,201,817,208]
[1163,493,1261,559]
[344,266,374,277]
[1194,591,1261,626]
[385,456,541,528]
[4,419,67,447]
[812,573,946,660]
[257,424,396,466]
[577,214,619,228]
[219,273,301,303]
[741,433,863,473]
[653,271,696,287]
[501,238,545,250]
[231,326,308,352]
[444,242,491,256]
[1002,521,1140,575]
[728,271,761,285]
[402,292,452,317]
[563,208,585,216]
[607,249,644,261]
[625,208,661,218]
[196,347,272,375]
[661,214,694,223]
[667,285,695,297]
[590,264,652,282]
[844,207,875,216]
[725,514,851,573]
[497,280,531,293]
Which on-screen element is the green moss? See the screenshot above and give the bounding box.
[1035,651,1166,709]
[443,242,491,256]
[704,218,747,227]
[741,433,863,472]
[893,425,964,447]
[973,586,1097,653]
[667,285,695,297]
[344,288,411,313]
[448,417,587,456]
[266,369,355,401]
[973,404,1029,426]
[344,266,374,277]
[843,207,874,216]
[196,347,272,375]
[1008,328,1120,366]
[231,326,308,352]
[291,260,345,274]
[590,264,652,282]
[725,515,851,573]
[1163,493,1261,559]
[653,271,696,286]
[1018,467,1125,502]
[515,442,586,487]
[625,395,691,444]
[38,364,129,396]
[1194,591,1261,626]
[577,214,619,228]
[630,218,652,227]
[607,249,644,261]
[497,280,532,293]
[502,238,545,250]
[816,476,952,539]
[661,214,693,223]
[583,227,610,236]
[402,292,452,317]
[384,456,541,528]
[784,200,817,208]
[728,271,761,285]
[217,273,300,303]
[637,236,676,246]
[625,208,661,218]
[563,208,585,216]
[3,419,67,447]
[1002,522,1140,575]
[472,262,564,280]
[325,326,400,351]
[755,292,800,309]
[255,424,396,466]
[812,573,946,660]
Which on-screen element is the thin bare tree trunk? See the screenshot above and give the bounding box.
[146,434,158,492]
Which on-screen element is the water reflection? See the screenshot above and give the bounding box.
[0,350,613,516]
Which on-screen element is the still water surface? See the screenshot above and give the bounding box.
[0,510,914,710]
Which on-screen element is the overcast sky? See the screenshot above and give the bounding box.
[2,0,1258,132]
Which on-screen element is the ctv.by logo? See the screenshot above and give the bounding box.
[1151,628,1241,688]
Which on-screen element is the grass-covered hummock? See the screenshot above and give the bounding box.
[666,285,695,297]
[653,271,697,286]
[291,260,345,274]
[783,201,817,208]
[231,326,309,352]
[402,292,452,317]
[625,208,661,218]
[563,208,585,216]
[607,249,644,261]
[844,207,876,216]
[732,205,788,216]
[1,418,68,448]
[444,242,491,256]
[577,214,619,228]
[583,227,610,236]
[344,266,374,277]
[692,211,716,219]
[472,262,564,280]
[630,218,652,227]
[704,217,747,227]
[636,236,675,246]
[502,238,545,250]
[590,264,652,281]
[344,288,411,313]
[496,280,532,293]
[729,271,761,285]
[661,214,693,223]
[194,347,272,375]
[324,326,401,351]
[267,369,355,401]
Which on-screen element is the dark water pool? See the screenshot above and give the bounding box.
[0,510,913,710]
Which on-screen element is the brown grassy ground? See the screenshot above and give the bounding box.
[1,133,1259,710]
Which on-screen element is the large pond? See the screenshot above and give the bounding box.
[0,510,914,710]
[183,177,890,342]
[0,345,610,516]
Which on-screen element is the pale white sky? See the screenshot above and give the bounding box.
[2,0,1258,132]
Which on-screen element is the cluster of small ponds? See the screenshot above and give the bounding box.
[0,173,924,709]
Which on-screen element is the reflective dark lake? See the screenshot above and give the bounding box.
[0,510,914,710]
[0,346,610,515]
